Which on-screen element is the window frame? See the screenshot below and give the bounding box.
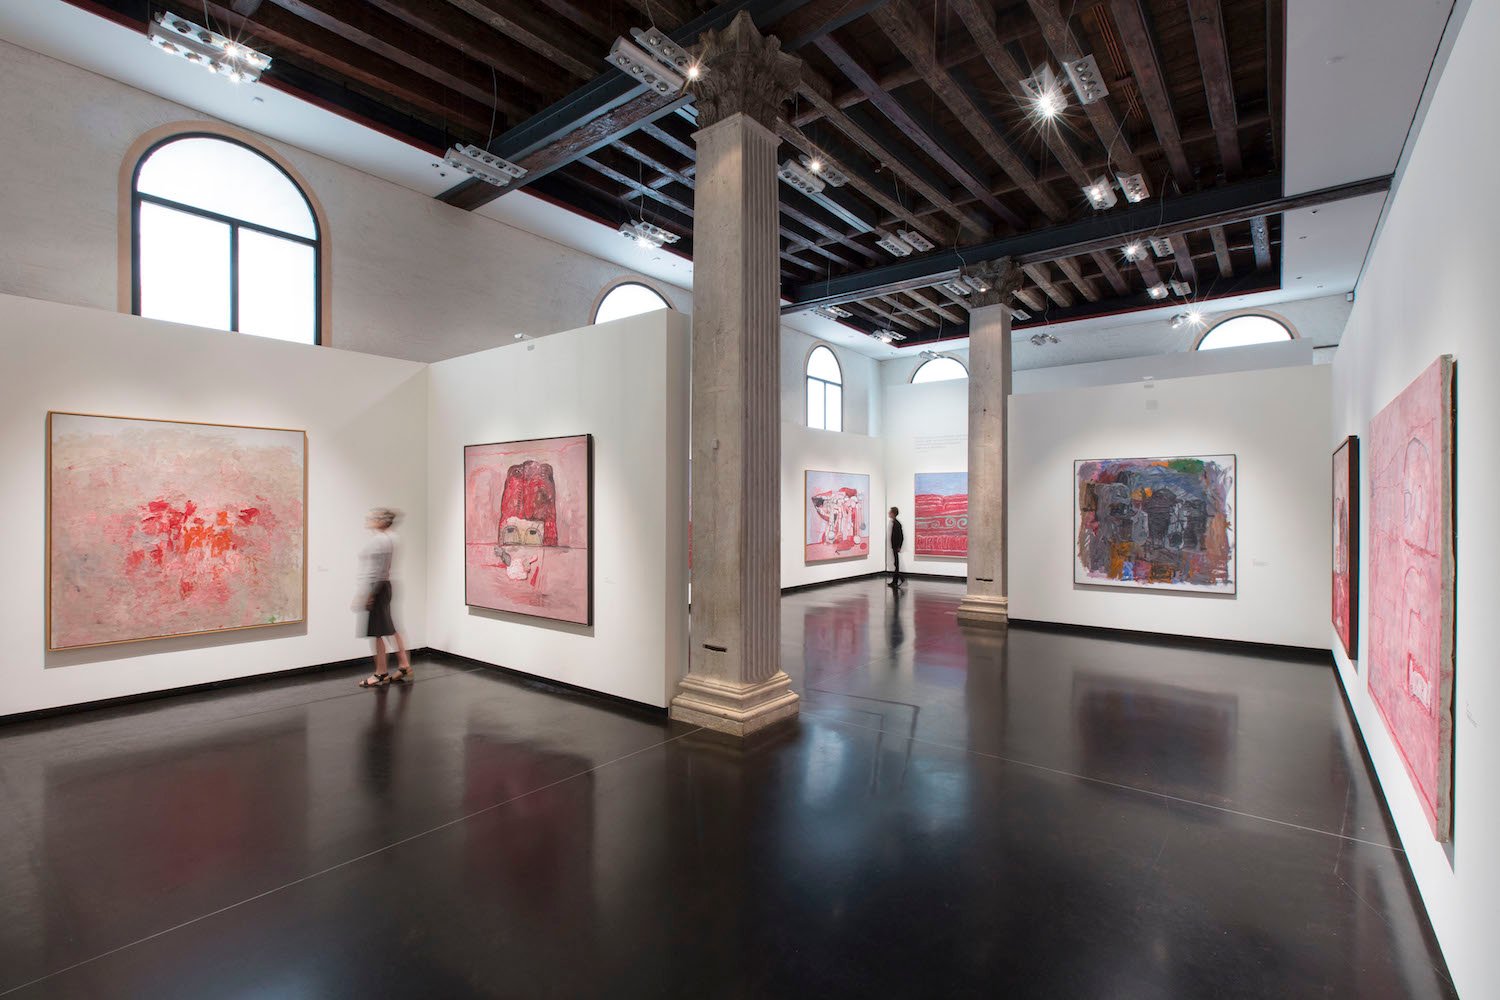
[123,125,327,345]
[590,278,673,325]
[910,356,969,384]
[805,343,844,432]
[1193,311,1299,351]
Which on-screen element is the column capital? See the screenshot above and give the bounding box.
[961,258,1024,310]
[688,11,802,131]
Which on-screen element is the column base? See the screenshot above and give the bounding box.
[669,671,800,737]
[956,594,1009,627]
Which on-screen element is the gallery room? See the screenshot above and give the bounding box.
[0,0,1491,995]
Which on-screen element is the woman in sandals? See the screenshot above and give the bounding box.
[357,508,413,688]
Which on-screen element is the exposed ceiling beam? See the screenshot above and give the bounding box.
[1210,225,1234,277]
[770,0,891,49]
[1250,216,1272,269]
[441,0,598,81]
[1023,262,1075,308]
[1185,0,1243,178]
[905,289,965,324]
[782,175,1390,311]
[1025,0,1144,178]
[620,0,697,28]
[363,0,568,101]
[231,0,264,14]
[870,0,1066,222]
[1168,234,1198,285]
[1014,288,1046,313]
[1106,0,1192,190]
[1090,251,1129,295]
[1054,257,1102,303]
[879,294,939,328]
[533,0,614,43]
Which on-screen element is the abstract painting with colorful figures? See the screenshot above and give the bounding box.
[805,470,870,564]
[1074,454,1236,594]
[464,434,592,625]
[47,412,306,649]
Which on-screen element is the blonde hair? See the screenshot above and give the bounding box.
[370,507,399,529]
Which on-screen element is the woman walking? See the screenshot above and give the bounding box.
[357,508,412,688]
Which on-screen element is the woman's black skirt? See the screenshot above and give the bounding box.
[365,580,396,638]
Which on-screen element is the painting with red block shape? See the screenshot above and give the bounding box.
[805,470,870,564]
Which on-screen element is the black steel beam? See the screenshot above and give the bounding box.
[781,175,1391,312]
[437,0,815,205]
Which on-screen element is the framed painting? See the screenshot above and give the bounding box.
[1332,435,1360,661]
[464,434,593,626]
[47,411,306,650]
[1074,455,1236,594]
[1368,356,1455,840]
[805,470,870,564]
[914,472,968,558]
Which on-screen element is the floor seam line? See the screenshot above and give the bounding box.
[800,707,1405,853]
[0,725,702,997]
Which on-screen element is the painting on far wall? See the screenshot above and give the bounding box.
[914,472,968,558]
[1074,455,1236,594]
[1368,356,1455,840]
[465,435,593,626]
[805,470,870,564]
[47,412,306,650]
[1332,435,1360,661]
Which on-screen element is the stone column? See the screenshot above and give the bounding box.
[956,259,1024,627]
[669,13,802,736]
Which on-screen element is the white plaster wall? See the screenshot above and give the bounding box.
[782,325,882,436]
[425,312,689,708]
[1328,2,1498,993]
[0,295,429,717]
[1008,364,1331,648]
[0,39,691,363]
[882,379,970,579]
[1013,338,1314,394]
[781,423,887,589]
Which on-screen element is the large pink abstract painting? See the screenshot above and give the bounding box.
[805,470,870,564]
[1332,435,1359,661]
[48,412,306,650]
[1368,356,1455,840]
[464,435,592,625]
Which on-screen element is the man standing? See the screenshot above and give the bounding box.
[888,506,905,587]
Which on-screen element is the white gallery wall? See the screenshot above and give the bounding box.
[781,326,882,436]
[1008,364,1331,649]
[0,294,429,717]
[425,312,690,708]
[882,378,970,579]
[1328,2,1497,993]
[781,423,887,589]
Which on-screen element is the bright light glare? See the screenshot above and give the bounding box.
[1123,242,1144,261]
[1186,310,1205,327]
[1035,88,1065,119]
[808,158,823,173]
[686,64,701,80]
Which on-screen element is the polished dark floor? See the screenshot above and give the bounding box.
[0,579,1456,998]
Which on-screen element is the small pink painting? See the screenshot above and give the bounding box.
[805,470,870,564]
[464,435,592,625]
[48,412,306,650]
[1368,356,1455,840]
[1332,436,1359,661]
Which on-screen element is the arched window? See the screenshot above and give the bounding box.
[806,345,843,432]
[911,356,968,383]
[593,281,671,324]
[1196,313,1296,351]
[131,133,321,344]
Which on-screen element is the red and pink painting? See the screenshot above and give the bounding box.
[914,472,968,558]
[1368,356,1455,840]
[47,412,306,650]
[805,470,869,564]
[464,435,592,625]
[1332,435,1359,661]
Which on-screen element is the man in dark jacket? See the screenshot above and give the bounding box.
[888,506,904,587]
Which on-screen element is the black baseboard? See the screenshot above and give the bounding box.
[1007,618,1333,663]
[425,648,668,720]
[780,571,886,595]
[1,651,432,727]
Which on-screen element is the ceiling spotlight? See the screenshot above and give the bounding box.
[873,328,906,345]
[148,12,271,83]
[962,273,991,294]
[1029,332,1060,346]
[939,279,971,297]
[920,349,942,361]
[1147,283,1169,300]
[813,305,852,320]
[1021,66,1066,120]
[1148,236,1173,258]
[798,154,847,187]
[778,158,826,196]
[1082,175,1117,210]
[875,231,914,257]
[686,63,701,80]
[1116,172,1149,203]
[1063,54,1110,105]
[619,219,680,249]
[1122,242,1146,262]
[1169,279,1193,297]
[607,33,687,95]
[1186,310,1205,326]
[1010,307,1031,321]
[445,144,528,187]
[898,229,935,252]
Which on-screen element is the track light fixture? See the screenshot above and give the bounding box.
[939,279,971,297]
[1062,55,1110,105]
[1147,283,1169,300]
[1169,279,1193,297]
[1122,242,1146,262]
[1021,66,1067,120]
[1148,236,1173,258]
[875,231,914,257]
[813,305,852,320]
[607,30,688,95]
[778,159,826,196]
[445,144,528,188]
[961,273,991,294]
[872,328,905,345]
[1170,310,1207,330]
[619,219,679,250]
[1029,332,1060,346]
[1116,172,1149,203]
[1082,175,1117,210]
[1011,308,1031,321]
[800,155,847,187]
[898,229,935,252]
[147,12,270,83]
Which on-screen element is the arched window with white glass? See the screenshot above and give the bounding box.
[911,356,968,383]
[1196,313,1297,351]
[806,344,843,432]
[593,280,671,325]
[131,133,322,344]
